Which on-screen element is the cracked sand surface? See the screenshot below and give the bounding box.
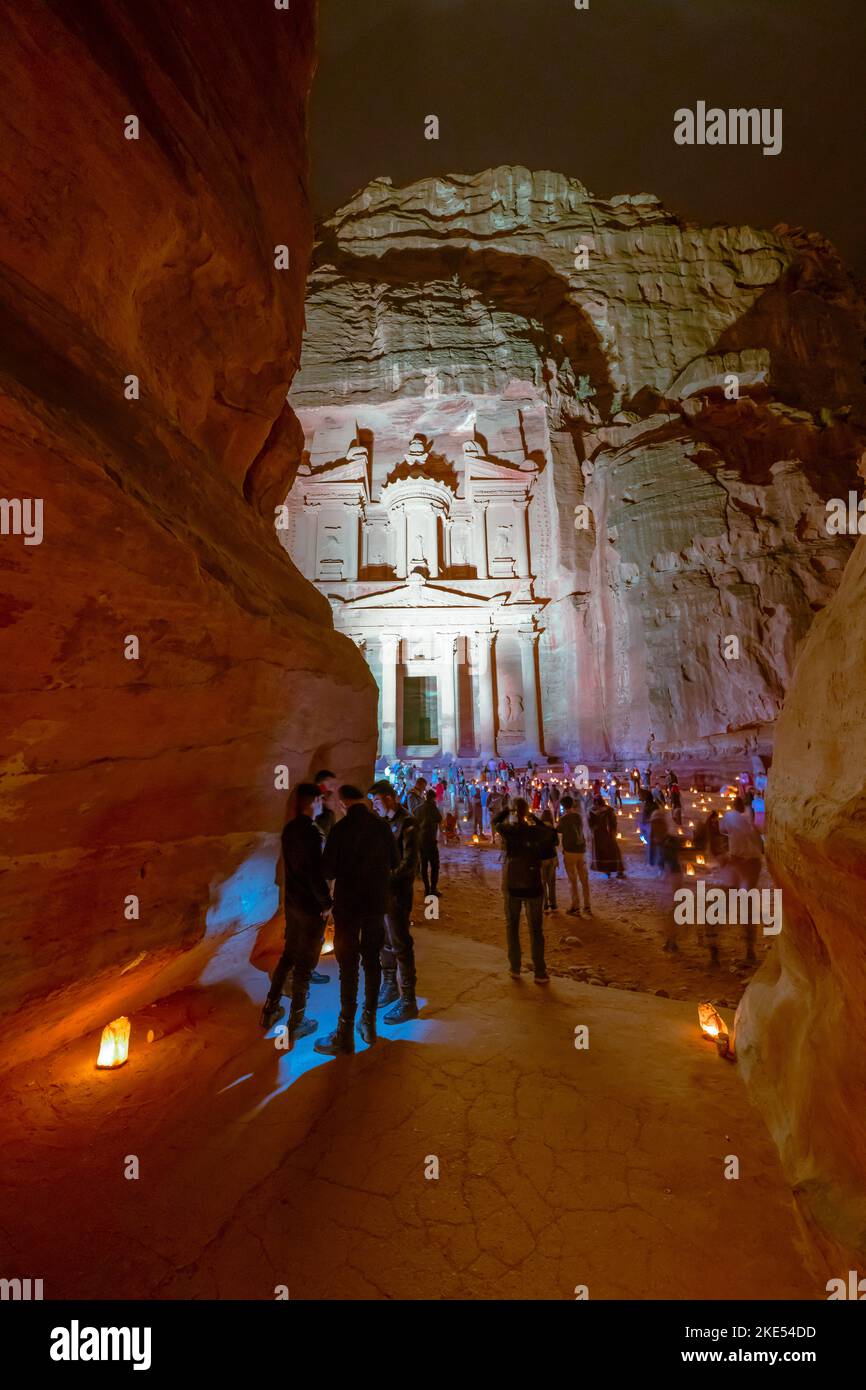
[0,918,815,1300]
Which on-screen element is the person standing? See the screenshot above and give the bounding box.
[493,799,550,983]
[589,795,625,878]
[480,780,490,832]
[314,786,399,1054]
[370,778,421,1022]
[670,780,682,827]
[313,768,339,838]
[721,796,764,965]
[407,776,427,816]
[260,783,332,1041]
[539,807,559,912]
[471,786,483,835]
[649,800,672,875]
[558,794,591,916]
[416,788,443,897]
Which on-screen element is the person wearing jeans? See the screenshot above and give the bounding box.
[493,799,549,983]
[558,795,591,915]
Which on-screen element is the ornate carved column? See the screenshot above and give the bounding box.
[394,506,408,578]
[344,502,359,582]
[428,509,440,579]
[515,497,531,578]
[379,633,399,761]
[474,630,496,757]
[437,635,458,758]
[518,628,542,755]
[475,501,489,579]
[443,517,452,574]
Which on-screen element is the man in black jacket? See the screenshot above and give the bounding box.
[370,778,421,1023]
[416,788,443,897]
[261,783,332,1041]
[315,785,399,1054]
[493,799,550,983]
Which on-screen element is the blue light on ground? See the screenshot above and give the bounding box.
[249,995,443,1114]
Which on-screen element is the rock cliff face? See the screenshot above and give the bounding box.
[736,520,866,1267]
[290,167,865,769]
[0,1,377,1066]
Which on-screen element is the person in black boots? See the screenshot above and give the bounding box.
[416,788,443,898]
[308,768,339,985]
[369,778,421,1023]
[493,798,550,984]
[260,783,332,1043]
[315,785,398,1054]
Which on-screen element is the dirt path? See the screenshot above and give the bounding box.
[426,796,771,1010]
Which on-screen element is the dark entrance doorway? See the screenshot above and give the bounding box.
[402,675,438,746]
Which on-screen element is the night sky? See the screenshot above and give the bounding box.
[310,0,866,273]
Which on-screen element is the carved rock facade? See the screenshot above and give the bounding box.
[286,167,866,770]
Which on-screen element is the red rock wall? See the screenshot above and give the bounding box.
[0,0,378,1066]
[736,520,866,1267]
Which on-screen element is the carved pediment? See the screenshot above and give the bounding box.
[337,576,494,609]
[463,439,538,479]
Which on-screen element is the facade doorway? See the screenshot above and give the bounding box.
[402,675,439,747]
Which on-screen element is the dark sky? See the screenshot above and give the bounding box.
[310,0,866,273]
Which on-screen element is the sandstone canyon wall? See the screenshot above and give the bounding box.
[289,167,866,770]
[0,1,377,1067]
[736,514,866,1267]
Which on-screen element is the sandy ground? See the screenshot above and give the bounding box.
[0,927,815,1301]
[431,796,772,1010]
[0,790,809,1302]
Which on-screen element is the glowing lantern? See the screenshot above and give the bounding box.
[320,920,335,956]
[698,1001,730,1056]
[472,833,479,844]
[616,832,622,840]
[685,862,696,876]
[696,854,705,866]
[97,1016,130,1069]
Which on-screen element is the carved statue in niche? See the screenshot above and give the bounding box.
[321,530,341,558]
[410,532,427,569]
[404,437,431,469]
[451,525,466,564]
[500,690,524,727]
[495,525,512,558]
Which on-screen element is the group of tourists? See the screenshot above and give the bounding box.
[260,760,769,1050]
[260,770,423,1055]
